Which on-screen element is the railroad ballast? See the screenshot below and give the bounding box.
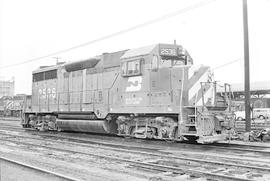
[21,43,235,143]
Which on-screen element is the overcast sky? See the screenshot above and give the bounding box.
[1,0,270,94]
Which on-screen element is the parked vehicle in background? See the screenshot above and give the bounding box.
[0,95,28,117]
[253,108,270,120]
[235,108,270,121]
[235,111,246,121]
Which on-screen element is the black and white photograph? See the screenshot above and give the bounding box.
[0,0,270,180]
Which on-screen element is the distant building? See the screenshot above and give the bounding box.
[0,78,15,98]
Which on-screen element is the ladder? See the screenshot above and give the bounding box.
[181,106,198,136]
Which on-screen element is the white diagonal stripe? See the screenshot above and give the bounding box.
[196,86,214,106]
[188,64,202,79]
[188,71,209,101]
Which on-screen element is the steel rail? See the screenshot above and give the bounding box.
[202,144,270,154]
[0,156,82,181]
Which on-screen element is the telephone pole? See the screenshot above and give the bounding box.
[242,0,251,132]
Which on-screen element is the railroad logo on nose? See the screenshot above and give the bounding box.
[126,76,142,92]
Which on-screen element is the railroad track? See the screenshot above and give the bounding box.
[0,156,81,181]
[206,142,270,154]
[0,131,269,181]
[1,124,270,157]
[1,131,270,171]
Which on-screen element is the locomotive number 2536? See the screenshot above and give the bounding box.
[160,48,177,56]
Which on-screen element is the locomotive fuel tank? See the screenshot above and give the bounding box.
[56,119,118,134]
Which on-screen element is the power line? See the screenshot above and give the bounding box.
[0,0,216,69]
[212,58,242,70]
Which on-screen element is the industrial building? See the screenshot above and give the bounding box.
[0,78,15,98]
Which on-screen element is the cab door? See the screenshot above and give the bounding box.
[149,55,172,106]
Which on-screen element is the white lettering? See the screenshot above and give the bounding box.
[38,87,56,99]
[125,97,143,105]
[160,48,177,56]
[51,88,56,98]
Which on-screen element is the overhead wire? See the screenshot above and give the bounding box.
[212,58,242,71]
[0,0,216,69]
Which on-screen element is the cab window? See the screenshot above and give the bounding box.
[151,56,158,70]
[121,62,127,74]
[122,59,141,76]
[160,58,172,68]
[159,57,187,68]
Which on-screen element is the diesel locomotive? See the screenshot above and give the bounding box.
[21,43,234,143]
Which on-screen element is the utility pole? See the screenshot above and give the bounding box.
[243,0,251,132]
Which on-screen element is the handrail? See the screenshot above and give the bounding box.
[195,92,198,127]
[109,73,120,90]
[178,68,185,137]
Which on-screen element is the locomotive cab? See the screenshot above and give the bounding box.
[120,44,192,77]
[115,44,194,114]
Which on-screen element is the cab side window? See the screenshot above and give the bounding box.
[122,59,141,76]
[121,62,127,75]
[151,56,158,70]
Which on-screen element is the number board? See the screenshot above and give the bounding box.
[160,48,177,57]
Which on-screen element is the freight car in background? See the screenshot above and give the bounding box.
[0,94,30,117]
[21,43,235,143]
[0,96,11,116]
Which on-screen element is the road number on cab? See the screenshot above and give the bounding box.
[160,48,177,56]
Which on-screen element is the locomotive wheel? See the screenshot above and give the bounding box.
[164,127,186,142]
[129,126,156,139]
[237,117,243,121]
[184,136,198,143]
[56,126,62,132]
[164,138,175,143]
[120,126,135,138]
[130,126,145,138]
